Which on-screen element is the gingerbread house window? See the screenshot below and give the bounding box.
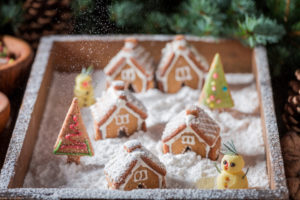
[115,114,130,125]
[134,169,148,182]
[181,135,195,145]
[175,66,192,81]
[121,68,135,81]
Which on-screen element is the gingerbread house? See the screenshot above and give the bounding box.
[104,140,166,190]
[156,35,209,93]
[104,38,155,93]
[162,105,221,160]
[90,81,147,140]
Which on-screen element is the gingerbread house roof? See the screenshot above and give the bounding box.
[104,140,166,186]
[157,35,209,78]
[104,38,155,79]
[90,81,147,125]
[162,105,220,146]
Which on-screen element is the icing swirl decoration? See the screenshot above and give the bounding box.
[60,115,87,150]
[53,98,93,157]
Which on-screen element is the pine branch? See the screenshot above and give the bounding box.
[230,0,256,16]
[291,21,300,32]
[0,0,23,34]
[144,12,171,34]
[169,14,191,34]
[236,15,285,47]
[109,1,144,29]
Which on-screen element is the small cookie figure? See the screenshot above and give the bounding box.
[104,37,155,93]
[74,66,96,107]
[162,105,221,160]
[199,53,234,109]
[104,140,166,190]
[53,98,94,164]
[156,35,209,93]
[90,81,147,140]
[216,141,249,189]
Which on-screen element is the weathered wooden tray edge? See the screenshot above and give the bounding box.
[0,35,288,199]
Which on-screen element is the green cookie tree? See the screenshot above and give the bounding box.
[199,53,234,109]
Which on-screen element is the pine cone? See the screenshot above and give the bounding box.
[282,69,300,133]
[281,131,300,162]
[287,177,300,200]
[17,0,73,50]
[281,132,300,199]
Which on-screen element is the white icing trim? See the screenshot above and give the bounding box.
[119,159,164,190]
[165,126,218,158]
[181,135,195,145]
[109,57,148,92]
[99,103,144,139]
[124,41,136,49]
[161,54,180,91]
[157,41,207,92]
[127,58,148,92]
[175,66,192,81]
[115,114,130,125]
[121,68,136,82]
[133,169,148,182]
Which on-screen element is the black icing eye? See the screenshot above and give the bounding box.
[223,160,227,165]
[230,162,236,167]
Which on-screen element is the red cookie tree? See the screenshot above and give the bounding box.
[53,98,94,164]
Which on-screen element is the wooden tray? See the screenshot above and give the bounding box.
[0,35,288,199]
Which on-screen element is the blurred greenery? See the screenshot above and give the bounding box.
[0,0,299,77]
[0,0,23,35]
[109,0,300,77]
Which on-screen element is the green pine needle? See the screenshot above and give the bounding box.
[86,65,93,75]
[222,141,238,155]
[81,65,93,75]
[215,163,221,174]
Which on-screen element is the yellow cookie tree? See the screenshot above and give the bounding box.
[199,53,234,109]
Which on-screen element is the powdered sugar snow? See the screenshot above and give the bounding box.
[23,70,269,189]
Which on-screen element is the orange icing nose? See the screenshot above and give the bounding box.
[224,163,228,170]
[82,81,89,87]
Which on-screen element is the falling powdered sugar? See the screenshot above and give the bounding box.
[23,71,269,189]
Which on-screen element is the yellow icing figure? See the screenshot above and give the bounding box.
[216,141,249,189]
[74,66,96,107]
